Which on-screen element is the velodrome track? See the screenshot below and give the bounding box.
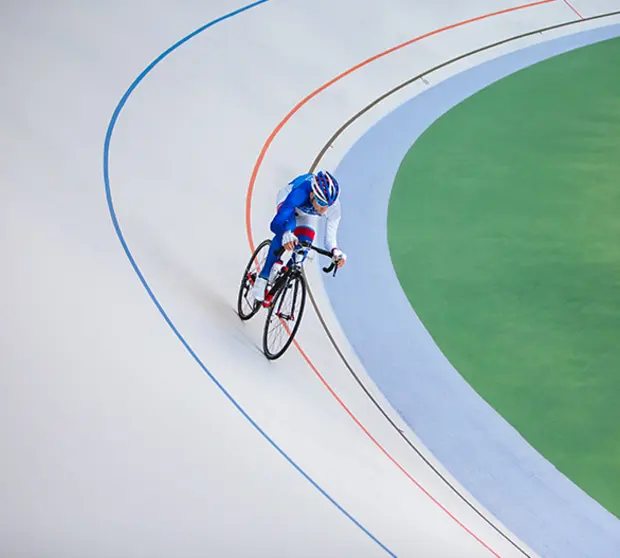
[2,1,619,556]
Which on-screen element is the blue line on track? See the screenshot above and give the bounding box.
[102,2,396,555]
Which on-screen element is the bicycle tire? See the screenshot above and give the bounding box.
[262,271,306,360]
[237,239,271,321]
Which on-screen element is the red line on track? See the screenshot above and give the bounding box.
[245,1,559,555]
[563,0,585,19]
[244,0,557,251]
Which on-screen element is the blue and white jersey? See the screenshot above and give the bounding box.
[286,174,321,215]
[270,174,341,252]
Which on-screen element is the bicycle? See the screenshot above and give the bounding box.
[237,239,339,360]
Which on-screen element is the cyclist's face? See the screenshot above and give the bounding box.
[311,192,329,214]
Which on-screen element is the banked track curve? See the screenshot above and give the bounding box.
[305,7,620,557]
[246,6,620,558]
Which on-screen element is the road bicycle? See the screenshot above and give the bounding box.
[237,239,338,360]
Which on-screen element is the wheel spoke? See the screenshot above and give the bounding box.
[237,239,271,320]
[263,272,306,359]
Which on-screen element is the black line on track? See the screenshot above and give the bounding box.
[304,10,620,558]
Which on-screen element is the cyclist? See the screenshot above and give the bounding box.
[252,170,347,304]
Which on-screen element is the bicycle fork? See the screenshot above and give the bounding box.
[269,272,298,319]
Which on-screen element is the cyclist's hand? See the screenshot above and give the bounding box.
[332,248,347,268]
[282,230,298,251]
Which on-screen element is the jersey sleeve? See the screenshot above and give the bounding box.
[323,200,341,252]
[269,186,307,235]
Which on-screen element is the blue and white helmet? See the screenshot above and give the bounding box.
[311,170,340,207]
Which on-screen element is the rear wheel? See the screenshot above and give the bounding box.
[237,239,271,320]
[262,271,307,360]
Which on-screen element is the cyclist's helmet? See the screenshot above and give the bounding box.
[311,170,340,207]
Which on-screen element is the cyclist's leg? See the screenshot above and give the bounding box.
[253,237,284,302]
[260,232,284,280]
[259,185,295,281]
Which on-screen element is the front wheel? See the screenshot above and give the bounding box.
[262,271,306,360]
[237,239,271,320]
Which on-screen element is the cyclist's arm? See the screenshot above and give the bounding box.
[323,201,341,252]
[269,188,306,235]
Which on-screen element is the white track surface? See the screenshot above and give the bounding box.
[2,1,618,556]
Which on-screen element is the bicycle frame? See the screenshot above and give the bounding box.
[237,239,340,359]
[276,240,337,275]
[265,241,333,307]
